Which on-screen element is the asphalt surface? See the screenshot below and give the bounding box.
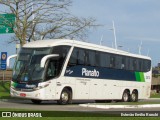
[0,98,160,111]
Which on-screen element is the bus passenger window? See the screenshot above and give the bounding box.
[143,60,151,72]
[85,50,90,66]
[138,60,143,71]
[115,56,122,69]
[95,52,100,67]
[121,57,126,69]
[110,56,115,68]
[88,50,95,66]
[68,48,78,66]
[77,49,85,65]
[100,52,106,67]
[121,64,125,69]
[133,59,137,71]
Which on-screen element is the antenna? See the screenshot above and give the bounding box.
[138,40,142,55]
[100,35,103,45]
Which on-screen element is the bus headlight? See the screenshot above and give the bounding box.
[33,83,49,90]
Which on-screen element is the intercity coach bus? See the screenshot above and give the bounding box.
[8,39,151,105]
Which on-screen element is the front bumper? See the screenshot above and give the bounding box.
[10,87,47,100]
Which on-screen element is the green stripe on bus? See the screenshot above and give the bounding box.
[12,82,18,87]
[135,72,145,82]
[139,72,145,82]
[135,72,140,82]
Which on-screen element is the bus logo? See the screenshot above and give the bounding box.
[82,68,99,77]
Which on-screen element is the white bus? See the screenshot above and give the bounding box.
[8,39,151,105]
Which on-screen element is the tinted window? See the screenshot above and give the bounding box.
[50,46,70,78]
[68,47,151,72]
[46,60,59,80]
[125,57,130,70]
[100,52,110,67]
[95,51,100,66]
[115,55,122,69]
[69,48,78,65]
[133,59,137,71]
[121,56,126,69]
[110,55,116,68]
[138,59,143,72]
[77,49,85,65]
[143,60,151,72]
[88,50,95,66]
[69,48,85,66]
[52,46,70,58]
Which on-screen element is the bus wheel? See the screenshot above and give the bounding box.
[57,88,71,105]
[122,90,130,102]
[130,91,138,102]
[31,99,42,104]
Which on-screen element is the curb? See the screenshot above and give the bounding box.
[0,99,10,102]
[79,104,160,109]
[147,98,160,100]
[0,99,29,102]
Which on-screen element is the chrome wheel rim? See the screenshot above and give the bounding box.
[123,93,128,102]
[61,92,69,102]
[132,93,136,101]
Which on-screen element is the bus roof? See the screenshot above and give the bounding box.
[23,39,151,60]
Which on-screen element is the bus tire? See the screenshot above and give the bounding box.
[57,88,71,105]
[122,90,130,102]
[31,99,42,104]
[130,90,138,102]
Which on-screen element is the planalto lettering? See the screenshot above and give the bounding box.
[82,68,99,77]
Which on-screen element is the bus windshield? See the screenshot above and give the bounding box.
[12,46,71,83]
[12,47,51,83]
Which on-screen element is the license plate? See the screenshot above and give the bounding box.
[20,93,26,97]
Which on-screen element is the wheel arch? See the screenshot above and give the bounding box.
[132,89,138,94]
[123,89,131,94]
[63,86,73,95]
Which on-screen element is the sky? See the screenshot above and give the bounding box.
[0,0,160,66]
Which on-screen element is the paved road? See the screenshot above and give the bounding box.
[0,98,160,111]
[0,100,102,111]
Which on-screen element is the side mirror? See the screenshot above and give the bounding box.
[7,54,17,68]
[40,54,59,68]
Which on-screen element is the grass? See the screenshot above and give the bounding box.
[150,93,160,98]
[0,81,11,99]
